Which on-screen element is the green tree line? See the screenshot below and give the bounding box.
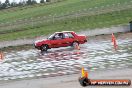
[0,0,51,10]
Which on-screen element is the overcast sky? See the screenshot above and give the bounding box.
[0,0,41,3]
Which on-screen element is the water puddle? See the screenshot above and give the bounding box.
[0,33,132,81]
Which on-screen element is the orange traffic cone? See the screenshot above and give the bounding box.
[85,71,88,78]
[81,67,85,77]
[79,67,91,87]
[75,44,80,50]
[111,33,115,42]
[81,67,88,78]
[0,52,4,60]
[111,33,118,50]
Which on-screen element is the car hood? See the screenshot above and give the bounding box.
[35,39,48,44]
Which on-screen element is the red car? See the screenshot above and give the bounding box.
[34,31,87,51]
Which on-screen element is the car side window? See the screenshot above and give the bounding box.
[63,33,69,38]
[67,33,74,38]
[54,33,63,40]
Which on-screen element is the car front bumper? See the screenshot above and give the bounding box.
[34,43,41,50]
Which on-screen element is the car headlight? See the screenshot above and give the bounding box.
[34,43,36,46]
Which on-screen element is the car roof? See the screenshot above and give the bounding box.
[55,31,74,34]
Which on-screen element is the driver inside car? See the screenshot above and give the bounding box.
[54,33,64,40]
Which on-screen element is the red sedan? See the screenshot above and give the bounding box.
[34,31,87,51]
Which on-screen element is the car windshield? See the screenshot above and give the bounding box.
[48,33,55,40]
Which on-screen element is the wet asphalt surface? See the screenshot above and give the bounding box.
[0,33,132,81]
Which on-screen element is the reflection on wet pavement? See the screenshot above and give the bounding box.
[0,35,132,81]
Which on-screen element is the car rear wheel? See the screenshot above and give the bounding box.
[41,45,48,51]
[72,42,79,48]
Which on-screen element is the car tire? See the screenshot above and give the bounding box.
[72,42,79,48]
[40,45,48,51]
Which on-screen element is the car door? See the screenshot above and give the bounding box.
[61,32,74,47]
[50,33,64,48]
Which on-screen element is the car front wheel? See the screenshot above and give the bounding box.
[40,45,48,51]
